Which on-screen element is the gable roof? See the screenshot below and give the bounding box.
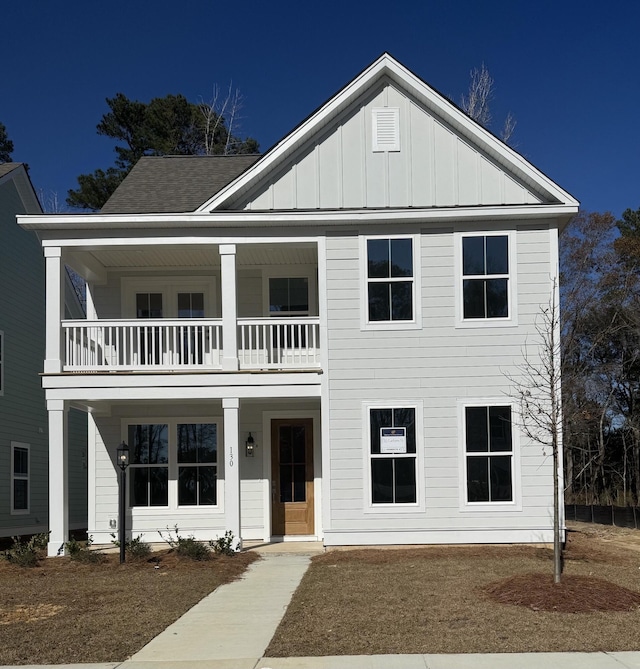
[0,163,42,214]
[100,155,260,214]
[197,53,578,213]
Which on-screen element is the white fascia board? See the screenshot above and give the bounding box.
[43,383,322,402]
[196,53,579,212]
[23,203,578,238]
[42,371,323,389]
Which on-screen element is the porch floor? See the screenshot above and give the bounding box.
[243,540,325,555]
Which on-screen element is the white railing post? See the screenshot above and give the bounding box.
[220,244,239,371]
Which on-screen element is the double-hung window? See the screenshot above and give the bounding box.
[177,423,217,506]
[365,237,417,325]
[11,443,29,513]
[369,407,417,504]
[464,405,513,503]
[462,234,509,320]
[129,424,169,507]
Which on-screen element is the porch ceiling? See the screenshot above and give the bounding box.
[78,243,317,270]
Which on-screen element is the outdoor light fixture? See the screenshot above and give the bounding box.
[116,441,130,564]
[245,432,257,457]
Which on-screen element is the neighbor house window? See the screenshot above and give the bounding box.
[369,407,417,504]
[462,235,509,319]
[177,423,217,506]
[129,424,169,507]
[366,237,414,323]
[11,443,29,513]
[465,405,513,503]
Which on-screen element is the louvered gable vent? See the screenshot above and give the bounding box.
[372,107,400,152]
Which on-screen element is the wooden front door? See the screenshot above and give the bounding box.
[271,418,314,536]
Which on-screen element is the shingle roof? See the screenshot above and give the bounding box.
[100,155,261,213]
[0,163,21,178]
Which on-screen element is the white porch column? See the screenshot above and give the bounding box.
[219,244,238,371]
[47,399,69,557]
[44,247,65,374]
[223,397,241,549]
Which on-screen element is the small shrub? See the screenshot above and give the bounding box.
[209,530,236,555]
[3,533,49,567]
[159,526,211,561]
[110,533,152,559]
[66,535,104,563]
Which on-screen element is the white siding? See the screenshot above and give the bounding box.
[233,82,545,211]
[323,225,556,544]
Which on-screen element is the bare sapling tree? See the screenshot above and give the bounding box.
[461,63,517,145]
[507,280,563,583]
[198,83,244,155]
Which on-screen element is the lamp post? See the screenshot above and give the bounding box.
[116,441,130,564]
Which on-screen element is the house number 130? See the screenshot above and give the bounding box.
[229,445,234,467]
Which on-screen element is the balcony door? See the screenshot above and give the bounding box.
[271,418,314,536]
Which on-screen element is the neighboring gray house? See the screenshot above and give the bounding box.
[21,54,579,556]
[0,163,87,538]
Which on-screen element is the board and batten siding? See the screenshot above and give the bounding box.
[323,224,557,544]
[231,82,544,212]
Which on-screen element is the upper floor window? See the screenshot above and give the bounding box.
[11,442,29,514]
[365,237,417,326]
[462,234,509,320]
[464,405,513,503]
[269,278,309,315]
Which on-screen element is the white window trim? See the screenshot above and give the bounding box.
[362,401,425,514]
[122,417,223,514]
[457,399,522,512]
[454,230,518,328]
[121,277,216,319]
[11,442,29,515]
[360,234,422,331]
[0,330,4,396]
[261,267,318,317]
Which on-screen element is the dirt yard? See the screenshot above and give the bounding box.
[267,522,640,656]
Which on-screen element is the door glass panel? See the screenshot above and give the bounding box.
[292,426,306,462]
[293,465,306,501]
[279,426,293,463]
[280,464,293,502]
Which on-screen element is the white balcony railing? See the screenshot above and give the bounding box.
[62,319,222,371]
[61,317,321,371]
[238,318,320,369]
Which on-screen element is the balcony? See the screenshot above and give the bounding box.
[61,317,321,372]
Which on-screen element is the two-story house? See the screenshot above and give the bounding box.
[0,163,87,539]
[19,54,578,557]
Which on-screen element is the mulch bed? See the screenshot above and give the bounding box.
[485,573,640,612]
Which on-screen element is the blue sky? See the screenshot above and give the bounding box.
[3,0,638,216]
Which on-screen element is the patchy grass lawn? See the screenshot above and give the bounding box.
[267,522,640,656]
[0,548,258,666]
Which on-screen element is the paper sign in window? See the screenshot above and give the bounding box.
[380,427,407,454]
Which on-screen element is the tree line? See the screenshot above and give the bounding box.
[562,209,640,505]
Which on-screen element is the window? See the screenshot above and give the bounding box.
[129,424,169,507]
[126,421,219,509]
[178,293,205,318]
[177,423,217,506]
[0,331,3,396]
[462,235,509,319]
[369,407,417,504]
[464,406,513,503]
[11,443,29,513]
[136,293,163,319]
[366,237,414,323]
[269,278,309,315]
